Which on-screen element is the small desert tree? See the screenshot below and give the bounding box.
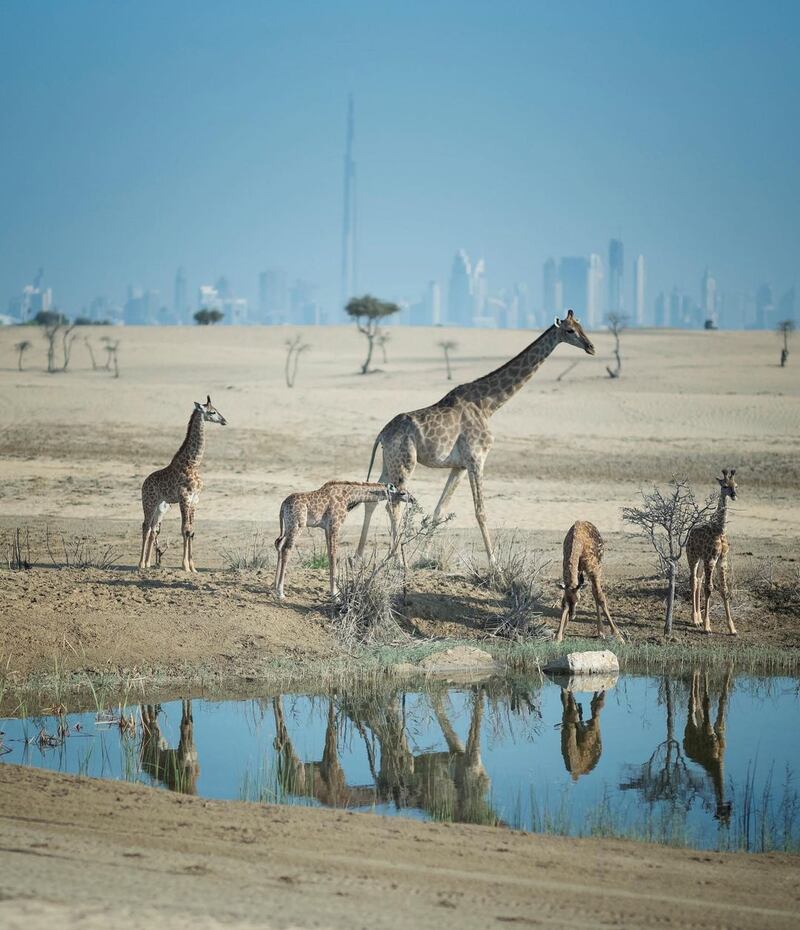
[623,477,714,635]
[605,313,627,378]
[61,323,78,371]
[345,294,400,374]
[438,339,457,380]
[42,323,62,373]
[194,308,224,325]
[777,319,795,368]
[14,340,32,371]
[101,336,120,378]
[84,337,98,370]
[284,335,310,388]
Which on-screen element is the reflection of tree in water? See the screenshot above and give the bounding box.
[621,669,734,825]
[560,690,605,781]
[139,700,200,795]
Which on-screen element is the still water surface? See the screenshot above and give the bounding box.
[2,671,798,851]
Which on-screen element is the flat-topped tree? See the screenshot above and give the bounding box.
[345,294,400,374]
[14,340,32,371]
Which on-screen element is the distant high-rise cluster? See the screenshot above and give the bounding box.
[1,99,793,332]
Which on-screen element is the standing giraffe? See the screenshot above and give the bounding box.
[356,310,595,564]
[138,396,227,573]
[686,469,738,635]
[557,520,623,642]
[274,480,414,600]
[683,667,733,823]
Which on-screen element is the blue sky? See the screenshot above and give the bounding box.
[1,1,797,316]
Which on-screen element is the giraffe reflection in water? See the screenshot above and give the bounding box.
[683,667,733,823]
[139,700,199,795]
[559,689,606,781]
[271,688,502,826]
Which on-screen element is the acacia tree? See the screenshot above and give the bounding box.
[605,313,628,378]
[14,340,32,371]
[43,323,62,373]
[345,295,400,374]
[777,319,795,367]
[623,477,714,635]
[101,336,120,377]
[438,339,457,380]
[194,308,224,325]
[284,335,310,388]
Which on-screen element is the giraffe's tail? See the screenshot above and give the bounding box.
[366,431,383,482]
[275,506,286,551]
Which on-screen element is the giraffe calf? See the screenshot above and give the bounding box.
[274,481,414,601]
[556,520,623,642]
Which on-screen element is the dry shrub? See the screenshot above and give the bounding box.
[737,557,800,616]
[221,530,272,571]
[332,550,406,648]
[45,528,120,569]
[463,535,551,640]
[3,527,32,570]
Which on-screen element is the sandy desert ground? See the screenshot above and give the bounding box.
[1,322,799,928]
[1,323,799,678]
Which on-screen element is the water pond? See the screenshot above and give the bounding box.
[2,670,798,852]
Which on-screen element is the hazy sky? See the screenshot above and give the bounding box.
[1,1,797,316]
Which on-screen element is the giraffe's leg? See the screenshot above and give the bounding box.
[556,603,570,642]
[326,526,340,598]
[592,574,623,641]
[139,521,152,571]
[356,466,389,558]
[179,500,192,572]
[702,560,716,633]
[146,521,162,569]
[433,468,465,520]
[275,535,295,600]
[186,499,199,573]
[717,557,737,635]
[467,465,495,566]
[690,558,702,626]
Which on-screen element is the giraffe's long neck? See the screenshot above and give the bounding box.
[347,483,390,507]
[710,489,729,534]
[457,325,562,415]
[172,409,206,469]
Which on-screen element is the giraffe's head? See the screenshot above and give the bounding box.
[385,483,415,505]
[559,572,586,610]
[555,309,595,355]
[194,395,227,426]
[717,468,737,501]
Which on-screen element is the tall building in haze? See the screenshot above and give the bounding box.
[259,268,287,324]
[559,257,589,318]
[340,94,357,311]
[173,267,187,323]
[608,239,624,315]
[542,258,562,317]
[633,255,645,325]
[701,268,717,324]
[447,250,473,326]
[587,253,603,327]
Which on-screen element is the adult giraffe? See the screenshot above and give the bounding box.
[356,310,596,564]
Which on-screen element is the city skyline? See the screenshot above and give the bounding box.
[1,3,797,322]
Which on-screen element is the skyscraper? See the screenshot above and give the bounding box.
[472,258,488,323]
[559,257,589,318]
[542,258,562,318]
[447,249,473,326]
[340,94,357,310]
[633,255,646,325]
[701,268,717,324]
[259,268,287,324]
[173,267,187,323]
[586,253,603,327]
[427,280,441,326]
[608,239,624,315]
